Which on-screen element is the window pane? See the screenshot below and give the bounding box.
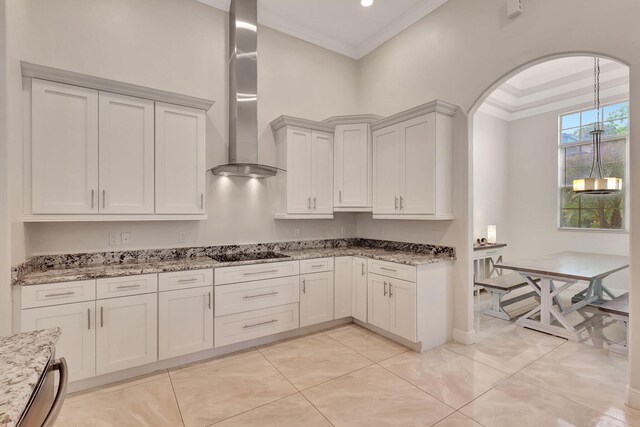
[604,102,628,121]
[561,112,580,130]
[561,127,581,144]
[603,162,625,179]
[601,140,625,163]
[580,209,600,228]
[565,167,582,186]
[581,108,601,128]
[581,126,596,141]
[564,146,581,168]
[603,118,629,136]
[561,187,580,208]
[561,209,580,228]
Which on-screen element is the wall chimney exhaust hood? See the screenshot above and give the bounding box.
[210,0,279,178]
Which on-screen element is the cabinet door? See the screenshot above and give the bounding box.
[21,301,96,382]
[96,294,157,375]
[155,102,206,214]
[334,124,369,208]
[367,274,390,332]
[400,114,436,215]
[372,125,401,214]
[159,286,213,360]
[31,79,99,214]
[351,257,368,322]
[334,256,352,319]
[99,92,155,214]
[311,131,334,214]
[300,271,334,327]
[286,127,312,213]
[389,279,417,342]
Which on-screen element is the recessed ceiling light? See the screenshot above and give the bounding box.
[361,0,374,7]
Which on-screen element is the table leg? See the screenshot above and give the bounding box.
[540,278,551,325]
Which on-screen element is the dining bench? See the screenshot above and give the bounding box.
[475,274,539,320]
[596,292,629,354]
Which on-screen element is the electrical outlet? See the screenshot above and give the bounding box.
[121,232,131,245]
[179,232,187,243]
[109,233,120,246]
[341,227,345,236]
[294,228,301,237]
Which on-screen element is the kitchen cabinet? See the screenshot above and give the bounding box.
[21,301,96,382]
[31,79,99,214]
[372,100,456,220]
[96,293,157,375]
[332,123,370,210]
[159,286,214,360]
[351,257,368,322]
[155,102,206,215]
[300,271,334,327]
[334,256,352,319]
[271,116,334,219]
[367,273,416,342]
[98,92,155,214]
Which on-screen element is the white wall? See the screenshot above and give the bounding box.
[472,111,509,246]
[0,0,10,337]
[6,0,359,258]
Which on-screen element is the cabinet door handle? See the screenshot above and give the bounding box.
[116,284,141,290]
[91,189,95,209]
[45,291,75,298]
[102,189,106,209]
[243,269,278,276]
[201,193,204,210]
[302,279,306,294]
[380,267,397,273]
[243,319,277,329]
[208,292,212,309]
[177,278,198,283]
[312,264,325,268]
[400,196,404,209]
[308,197,311,209]
[389,283,393,297]
[383,282,388,296]
[361,263,365,276]
[339,190,342,203]
[243,291,279,300]
[313,197,317,209]
[100,306,104,328]
[395,196,398,210]
[87,308,91,330]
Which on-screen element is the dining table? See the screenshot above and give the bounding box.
[495,251,629,340]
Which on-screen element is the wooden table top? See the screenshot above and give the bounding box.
[599,293,629,316]
[496,251,629,281]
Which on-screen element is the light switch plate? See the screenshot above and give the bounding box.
[109,233,120,246]
[179,232,187,243]
[121,232,131,245]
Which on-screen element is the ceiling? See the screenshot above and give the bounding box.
[197,0,448,59]
[480,56,629,121]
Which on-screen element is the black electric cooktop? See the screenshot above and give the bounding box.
[210,251,291,263]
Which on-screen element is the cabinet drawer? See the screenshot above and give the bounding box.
[214,303,299,348]
[214,261,299,285]
[299,257,334,274]
[21,280,96,309]
[215,276,300,317]
[368,259,416,282]
[97,274,158,299]
[473,248,503,261]
[159,269,213,291]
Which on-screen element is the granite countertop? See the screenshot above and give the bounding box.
[0,328,61,427]
[13,239,456,286]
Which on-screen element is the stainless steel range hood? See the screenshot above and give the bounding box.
[210,0,278,178]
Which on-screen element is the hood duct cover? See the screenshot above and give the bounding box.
[210,0,278,178]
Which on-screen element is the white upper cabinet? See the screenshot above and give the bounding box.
[272,116,334,219]
[155,102,206,215]
[31,79,99,214]
[332,123,371,210]
[372,100,457,220]
[99,92,155,214]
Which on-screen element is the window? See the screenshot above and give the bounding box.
[559,101,628,230]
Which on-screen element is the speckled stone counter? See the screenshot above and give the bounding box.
[0,328,61,427]
[12,239,455,286]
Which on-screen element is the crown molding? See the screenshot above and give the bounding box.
[371,100,458,131]
[323,114,383,125]
[270,115,335,133]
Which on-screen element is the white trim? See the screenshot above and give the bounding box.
[453,327,476,345]
[270,115,335,133]
[371,100,458,131]
[23,214,208,222]
[372,214,454,220]
[626,385,640,410]
[274,214,334,220]
[21,62,215,110]
[323,114,383,125]
[334,207,372,213]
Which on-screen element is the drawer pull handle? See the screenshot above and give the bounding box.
[177,278,199,283]
[361,264,365,276]
[45,291,75,298]
[243,269,278,276]
[243,319,278,329]
[243,291,279,299]
[384,282,388,296]
[311,264,325,268]
[380,267,397,272]
[116,284,142,290]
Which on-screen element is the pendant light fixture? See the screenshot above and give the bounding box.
[572,57,623,194]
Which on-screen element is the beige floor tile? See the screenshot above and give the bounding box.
[443,318,566,374]
[212,393,331,426]
[303,365,454,426]
[433,412,482,426]
[460,375,627,427]
[258,333,372,390]
[64,370,169,404]
[55,376,183,427]
[518,341,640,426]
[169,348,258,375]
[380,347,509,409]
[170,350,297,427]
[324,323,409,362]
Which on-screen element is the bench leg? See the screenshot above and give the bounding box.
[608,314,628,355]
[483,289,512,321]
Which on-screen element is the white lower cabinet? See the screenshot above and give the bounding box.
[21,301,96,382]
[333,256,352,319]
[95,293,157,375]
[214,303,299,347]
[159,286,214,360]
[300,271,334,327]
[352,257,368,322]
[367,273,416,342]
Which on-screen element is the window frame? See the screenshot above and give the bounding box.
[557,100,629,233]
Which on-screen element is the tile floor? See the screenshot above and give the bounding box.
[55,292,638,427]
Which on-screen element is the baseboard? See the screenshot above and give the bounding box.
[352,318,422,352]
[453,328,476,345]
[626,385,640,410]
